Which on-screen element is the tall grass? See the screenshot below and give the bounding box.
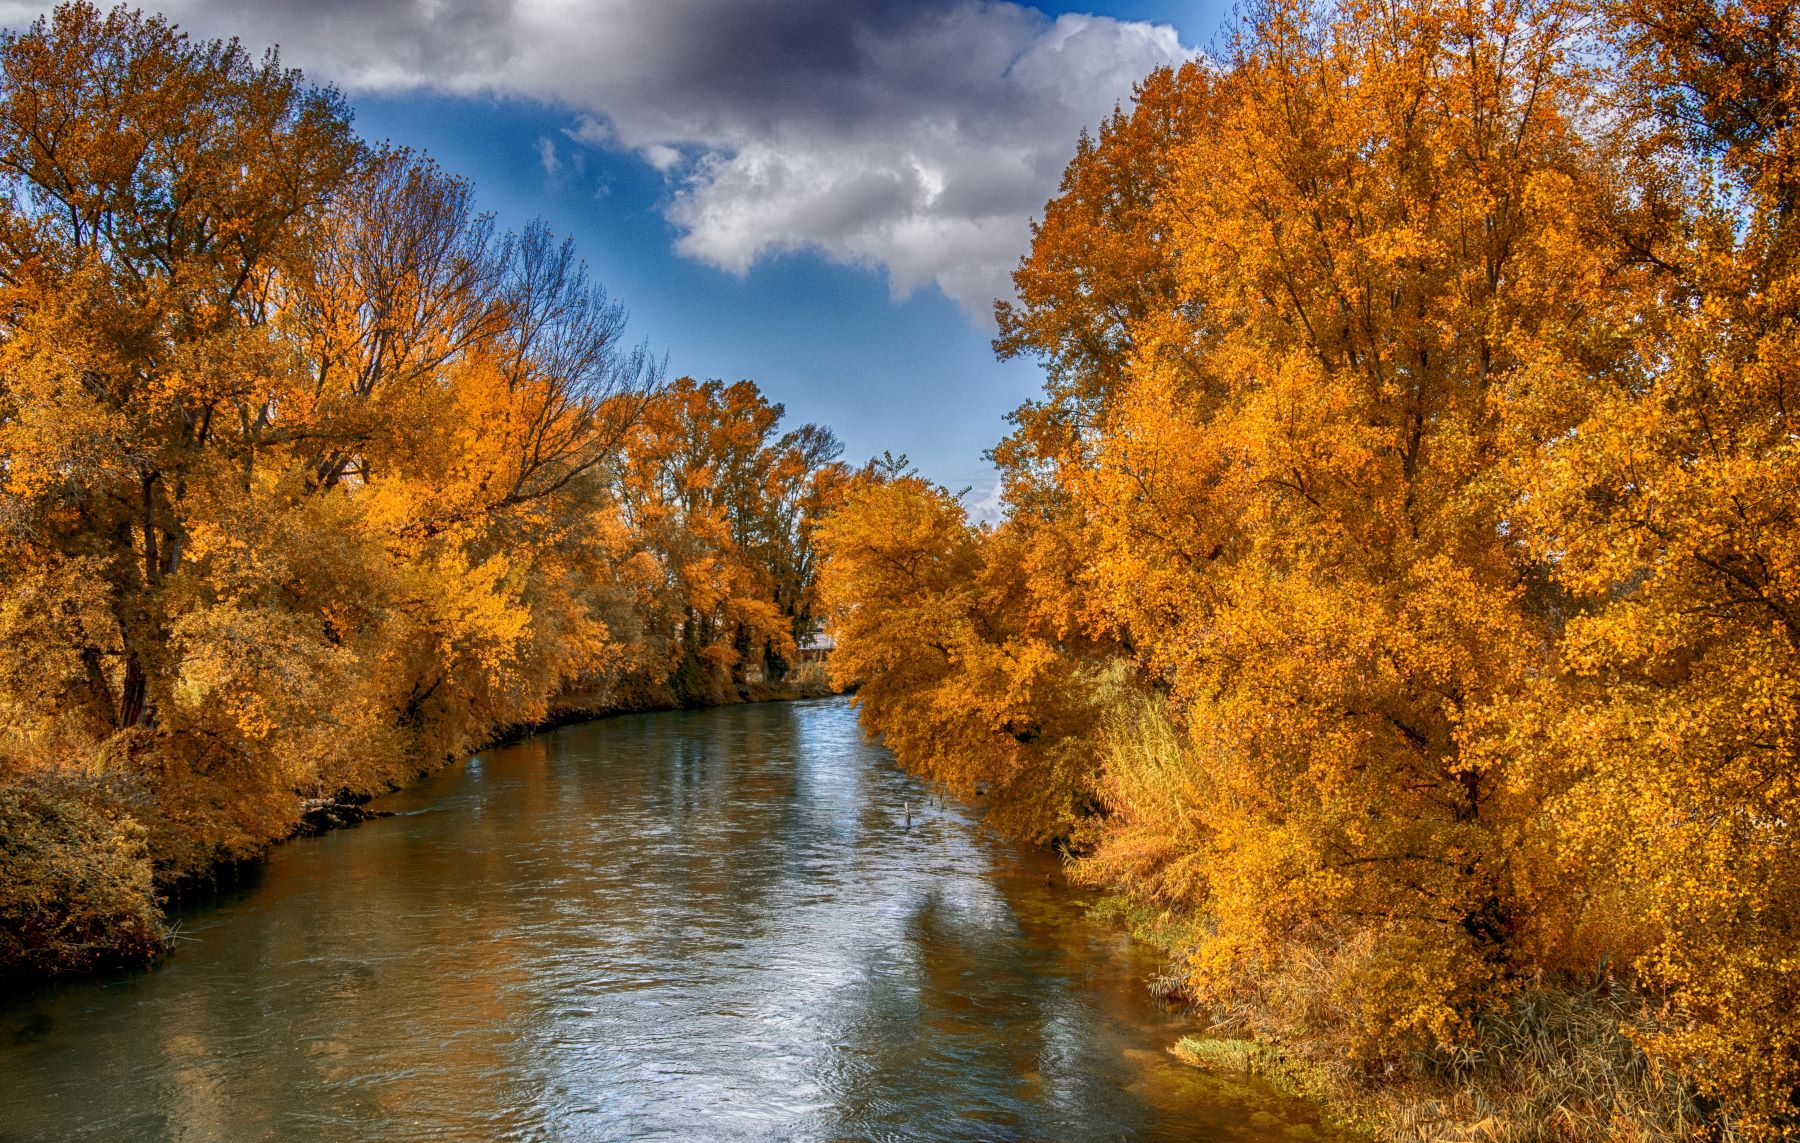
[1082,697,1725,1141]
[1173,982,1721,1142]
[786,660,835,697]
[1372,985,1722,1142]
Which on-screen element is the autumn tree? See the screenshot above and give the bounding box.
[0,1,359,740]
[0,5,838,981]
[819,469,1126,843]
[993,60,1209,519]
[826,0,1800,1130]
[1033,0,1633,1066]
[1482,0,1800,1124]
[990,61,1213,645]
[821,57,1214,841]
[617,377,847,704]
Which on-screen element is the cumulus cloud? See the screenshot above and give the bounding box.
[10,0,1192,319]
[965,474,1008,527]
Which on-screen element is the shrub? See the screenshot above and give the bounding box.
[0,767,167,981]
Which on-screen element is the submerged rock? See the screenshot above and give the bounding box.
[292,797,393,838]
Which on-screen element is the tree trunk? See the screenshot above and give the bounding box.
[118,652,149,728]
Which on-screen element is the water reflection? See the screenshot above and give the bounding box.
[0,698,1344,1141]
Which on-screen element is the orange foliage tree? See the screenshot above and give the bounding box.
[617,376,848,704]
[818,463,1125,843]
[0,3,848,980]
[823,0,1800,1130]
[1484,0,1800,1119]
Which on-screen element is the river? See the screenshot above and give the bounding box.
[0,698,1344,1141]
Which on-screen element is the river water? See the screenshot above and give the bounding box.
[0,698,1343,1141]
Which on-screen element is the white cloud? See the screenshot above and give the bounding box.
[640,143,683,174]
[965,474,1008,527]
[27,0,1193,321]
[535,135,561,177]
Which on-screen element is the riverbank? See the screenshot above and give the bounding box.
[287,671,840,841]
[0,674,838,991]
[1168,988,1716,1143]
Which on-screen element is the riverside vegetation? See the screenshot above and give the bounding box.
[4,0,1797,1140]
[818,0,1800,1138]
[0,5,848,982]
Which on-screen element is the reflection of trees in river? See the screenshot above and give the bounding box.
[816,886,1066,1139]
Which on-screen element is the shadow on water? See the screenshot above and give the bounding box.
[0,697,1349,1142]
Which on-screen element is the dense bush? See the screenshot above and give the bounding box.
[0,767,166,981]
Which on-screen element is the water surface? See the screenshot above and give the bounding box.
[1,698,1341,1141]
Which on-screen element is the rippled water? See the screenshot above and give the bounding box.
[0,698,1344,1141]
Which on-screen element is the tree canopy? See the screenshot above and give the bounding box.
[822,0,1800,1133]
[0,2,848,980]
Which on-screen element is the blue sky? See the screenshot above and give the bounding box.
[346,89,1039,504]
[4,0,1236,507]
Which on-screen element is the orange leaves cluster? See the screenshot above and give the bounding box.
[0,2,848,979]
[616,376,849,704]
[823,0,1800,1129]
[818,472,1120,842]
